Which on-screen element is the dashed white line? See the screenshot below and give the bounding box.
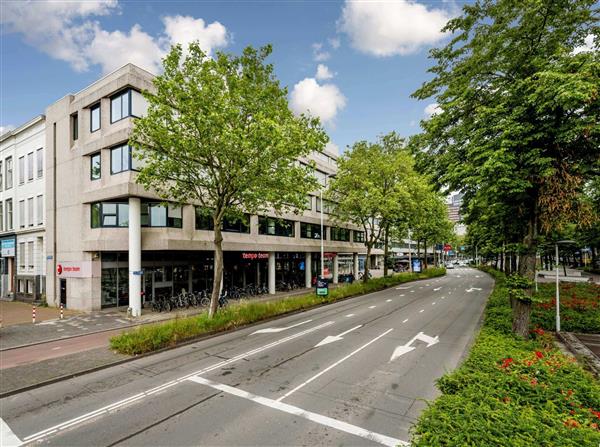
[419,309,424,313]
[368,305,376,309]
[399,294,405,297]
[51,346,62,351]
[386,299,392,302]
[345,314,355,318]
[431,302,436,305]
[402,319,409,323]
[188,376,406,446]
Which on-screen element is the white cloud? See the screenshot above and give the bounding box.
[312,42,330,62]
[315,64,335,81]
[424,103,441,117]
[573,34,596,54]
[338,0,452,57]
[328,37,341,50]
[0,125,15,136]
[290,78,346,125]
[1,2,229,74]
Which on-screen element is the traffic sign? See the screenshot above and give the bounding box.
[316,277,329,296]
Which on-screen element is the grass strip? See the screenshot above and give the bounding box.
[110,267,446,355]
[411,267,600,446]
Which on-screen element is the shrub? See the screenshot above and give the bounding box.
[110,267,446,355]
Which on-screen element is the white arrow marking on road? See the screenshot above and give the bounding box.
[465,287,483,293]
[390,332,439,362]
[433,287,442,291]
[315,325,363,347]
[251,319,312,335]
[1,417,22,447]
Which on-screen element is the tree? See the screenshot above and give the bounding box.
[411,0,599,337]
[326,132,417,282]
[130,43,326,317]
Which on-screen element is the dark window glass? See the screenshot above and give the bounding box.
[91,202,128,228]
[223,214,250,233]
[195,207,214,230]
[258,216,295,237]
[117,203,129,227]
[141,203,182,228]
[331,227,351,242]
[110,90,131,123]
[300,222,326,239]
[90,153,101,180]
[71,113,78,141]
[91,203,101,228]
[90,103,101,132]
[353,230,365,243]
[110,144,132,174]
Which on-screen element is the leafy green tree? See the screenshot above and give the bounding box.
[130,43,325,316]
[326,132,416,282]
[411,0,599,337]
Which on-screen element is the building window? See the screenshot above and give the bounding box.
[258,216,295,237]
[6,199,13,230]
[353,230,365,243]
[5,157,12,189]
[331,227,351,242]
[223,214,250,233]
[36,148,43,178]
[0,202,3,232]
[71,113,79,141]
[111,90,131,123]
[91,202,129,228]
[27,198,33,227]
[27,241,34,270]
[37,195,43,225]
[195,207,214,230]
[19,242,25,269]
[18,200,25,228]
[27,152,34,181]
[0,161,3,192]
[18,156,25,184]
[316,198,334,214]
[141,203,182,228]
[111,144,141,174]
[90,103,101,132]
[90,153,101,180]
[300,222,326,240]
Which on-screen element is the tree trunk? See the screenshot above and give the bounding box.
[512,299,531,338]
[515,204,538,339]
[209,225,224,318]
[562,254,567,277]
[424,240,428,269]
[383,223,390,277]
[364,244,372,283]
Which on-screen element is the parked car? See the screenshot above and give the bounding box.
[445,262,455,269]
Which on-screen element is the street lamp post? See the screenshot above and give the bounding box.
[408,229,412,273]
[555,240,575,333]
[320,175,328,279]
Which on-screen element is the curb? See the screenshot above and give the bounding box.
[556,332,600,378]
[0,271,446,398]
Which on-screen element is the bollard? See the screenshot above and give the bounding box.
[32,305,36,324]
[60,302,64,319]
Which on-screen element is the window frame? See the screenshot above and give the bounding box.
[5,157,12,190]
[110,144,139,174]
[353,230,365,243]
[27,152,34,181]
[18,156,25,185]
[37,195,43,225]
[6,199,13,230]
[300,222,326,240]
[18,200,25,228]
[71,113,79,141]
[91,202,129,228]
[110,89,132,123]
[90,152,101,180]
[90,103,101,133]
[27,197,33,227]
[331,227,351,242]
[258,216,295,237]
[36,148,43,178]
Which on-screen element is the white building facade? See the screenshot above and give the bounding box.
[0,116,46,301]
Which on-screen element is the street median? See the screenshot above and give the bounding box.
[110,267,446,356]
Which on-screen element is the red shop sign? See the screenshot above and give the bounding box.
[242,252,269,260]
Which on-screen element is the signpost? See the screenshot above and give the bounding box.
[316,276,329,297]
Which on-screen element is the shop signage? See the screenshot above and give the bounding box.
[323,252,337,259]
[316,277,329,296]
[412,259,422,273]
[1,238,15,257]
[56,261,98,278]
[241,252,269,260]
[443,244,452,252]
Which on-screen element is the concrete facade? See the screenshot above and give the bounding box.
[0,116,46,301]
[43,64,377,312]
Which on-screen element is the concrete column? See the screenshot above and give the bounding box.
[128,197,142,316]
[305,252,312,288]
[333,254,339,284]
[353,253,359,279]
[268,251,276,295]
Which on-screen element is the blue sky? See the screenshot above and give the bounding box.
[1,0,463,153]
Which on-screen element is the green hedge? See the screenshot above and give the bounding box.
[411,267,600,446]
[110,267,446,355]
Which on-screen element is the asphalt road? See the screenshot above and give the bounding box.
[1,268,493,447]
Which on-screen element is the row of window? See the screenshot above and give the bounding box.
[89,201,366,241]
[0,196,43,232]
[89,144,142,180]
[87,89,148,134]
[0,148,43,191]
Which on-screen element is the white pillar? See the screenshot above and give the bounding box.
[332,254,339,284]
[305,252,312,288]
[268,251,276,295]
[353,253,359,279]
[128,197,142,317]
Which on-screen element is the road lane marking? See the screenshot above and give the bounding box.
[441,297,445,300]
[431,302,436,305]
[1,417,22,447]
[395,286,413,290]
[399,294,405,297]
[433,287,442,291]
[390,332,439,362]
[276,328,393,402]
[386,299,392,302]
[368,305,376,309]
[187,376,406,447]
[345,314,355,318]
[22,320,335,444]
[419,309,424,313]
[402,319,409,323]
[51,347,61,351]
[410,290,415,293]
[315,325,363,347]
[251,319,313,335]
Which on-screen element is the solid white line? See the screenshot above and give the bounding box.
[345,314,355,317]
[368,305,376,309]
[431,302,436,305]
[399,294,405,297]
[402,319,409,323]
[22,320,335,444]
[419,309,424,313]
[276,328,393,402]
[395,286,413,290]
[1,417,22,447]
[251,319,313,334]
[338,325,363,337]
[188,376,407,447]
